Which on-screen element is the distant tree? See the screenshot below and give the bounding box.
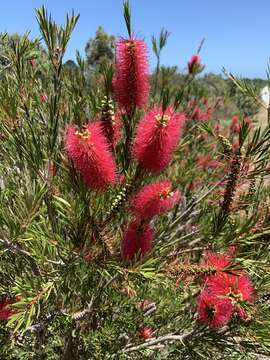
[63,59,78,71]
[85,26,115,70]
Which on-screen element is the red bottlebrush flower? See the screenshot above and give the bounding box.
[113,37,149,113]
[39,93,48,103]
[130,180,180,220]
[230,116,240,133]
[244,117,252,124]
[191,107,211,122]
[0,298,18,321]
[197,291,233,328]
[65,122,117,191]
[133,107,185,173]
[188,54,203,75]
[201,251,232,271]
[191,106,201,121]
[121,221,153,261]
[244,117,254,129]
[138,326,153,340]
[206,272,255,303]
[196,155,220,170]
[206,106,213,120]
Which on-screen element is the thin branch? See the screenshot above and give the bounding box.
[0,238,31,257]
[0,238,40,275]
[121,329,194,353]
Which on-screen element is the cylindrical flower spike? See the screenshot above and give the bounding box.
[230,116,240,134]
[65,122,117,191]
[133,107,185,173]
[113,37,149,113]
[121,221,153,261]
[130,180,181,220]
[188,54,204,75]
[99,97,122,150]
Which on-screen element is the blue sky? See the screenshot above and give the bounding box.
[0,0,270,78]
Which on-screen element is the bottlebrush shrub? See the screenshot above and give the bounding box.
[113,37,149,113]
[130,180,181,220]
[121,221,153,260]
[65,122,117,190]
[1,3,270,359]
[133,107,186,173]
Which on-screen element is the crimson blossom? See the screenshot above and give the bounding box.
[65,122,117,191]
[197,290,233,328]
[113,37,149,113]
[130,180,181,220]
[133,107,185,173]
[121,221,153,261]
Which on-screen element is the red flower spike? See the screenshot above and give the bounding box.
[130,180,181,220]
[197,291,233,328]
[191,106,201,121]
[65,122,117,191]
[113,37,149,113]
[0,298,18,321]
[188,54,203,75]
[230,116,240,134]
[40,93,48,103]
[192,108,212,122]
[138,326,153,340]
[196,155,220,170]
[121,221,153,261]
[133,107,185,173]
